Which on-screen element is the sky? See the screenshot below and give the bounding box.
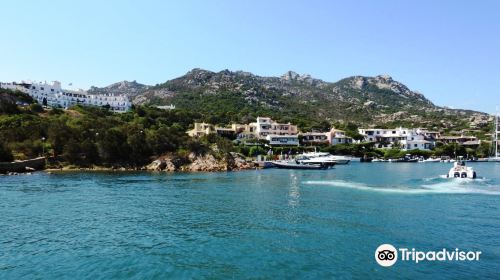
[1,0,499,113]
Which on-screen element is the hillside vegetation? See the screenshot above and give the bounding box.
[90,69,491,131]
[0,88,237,167]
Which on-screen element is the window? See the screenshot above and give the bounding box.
[414,144,418,148]
[41,87,44,90]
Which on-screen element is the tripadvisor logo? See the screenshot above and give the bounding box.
[375,244,481,267]
[375,244,398,267]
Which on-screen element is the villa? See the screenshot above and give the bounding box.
[301,128,353,145]
[301,132,329,145]
[249,117,297,137]
[437,135,478,145]
[187,123,253,138]
[188,117,299,146]
[187,123,215,137]
[358,127,434,150]
[0,81,131,112]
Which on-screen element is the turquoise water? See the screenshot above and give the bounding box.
[1,163,499,279]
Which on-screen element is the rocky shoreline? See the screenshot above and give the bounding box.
[39,152,256,173]
[145,152,256,172]
[2,152,257,175]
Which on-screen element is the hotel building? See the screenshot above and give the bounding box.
[0,81,131,112]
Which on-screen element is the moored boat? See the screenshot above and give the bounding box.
[295,154,336,167]
[272,160,328,170]
[419,157,441,163]
[393,154,418,162]
[300,152,351,165]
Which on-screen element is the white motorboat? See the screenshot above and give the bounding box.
[447,161,477,179]
[420,158,441,163]
[295,154,336,167]
[300,152,351,165]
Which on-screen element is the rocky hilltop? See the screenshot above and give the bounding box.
[89,69,489,130]
[88,80,149,98]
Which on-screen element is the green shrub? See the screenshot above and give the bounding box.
[0,142,14,162]
[29,103,44,113]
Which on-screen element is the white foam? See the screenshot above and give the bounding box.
[303,179,500,195]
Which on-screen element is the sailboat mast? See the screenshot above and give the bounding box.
[496,113,499,157]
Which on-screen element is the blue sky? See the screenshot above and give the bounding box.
[1,0,499,113]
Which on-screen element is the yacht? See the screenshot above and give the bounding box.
[299,152,351,165]
[447,160,477,179]
[419,157,441,163]
[295,154,336,167]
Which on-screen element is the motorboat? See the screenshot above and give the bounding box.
[295,155,336,167]
[394,154,418,163]
[300,152,351,165]
[272,160,328,170]
[419,157,441,163]
[447,161,477,179]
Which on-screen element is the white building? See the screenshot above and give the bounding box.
[250,117,298,139]
[155,104,176,110]
[0,81,131,112]
[358,127,434,150]
[187,117,299,146]
[328,128,354,145]
[301,128,353,145]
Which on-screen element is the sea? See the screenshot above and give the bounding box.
[1,162,499,279]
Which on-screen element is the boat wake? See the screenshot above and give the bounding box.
[303,178,500,195]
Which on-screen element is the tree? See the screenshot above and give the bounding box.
[97,128,130,164]
[47,119,73,156]
[384,148,403,159]
[311,120,331,132]
[248,146,265,157]
[30,103,44,113]
[63,140,81,164]
[42,97,47,107]
[186,138,209,156]
[147,126,187,155]
[127,131,151,166]
[0,142,14,162]
[80,140,100,165]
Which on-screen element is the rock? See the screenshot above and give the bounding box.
[146,157,176,171]
[146,151,254,173]
[363,100,376,108]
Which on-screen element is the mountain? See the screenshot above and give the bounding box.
[89,69,490,130]
[88,80,149,98]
